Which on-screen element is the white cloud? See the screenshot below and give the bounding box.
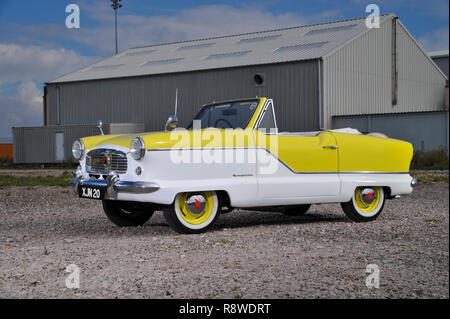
[417,27,449,52]
[111,5,309,51]
[0,43,98,85]
[0,81,44,137]
[11,4,313,55]
[0,43,99,137]
[16,80,43,116]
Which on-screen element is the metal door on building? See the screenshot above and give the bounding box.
[55,133,65,161]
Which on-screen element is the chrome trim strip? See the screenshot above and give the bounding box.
[339,171,410,174]
[254,99,277,133]
[113,181,160,194]
[148,147,253,151]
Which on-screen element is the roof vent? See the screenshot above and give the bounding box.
[204,51,251,60]
[236,34,281,44]
[305,24,357,36]
[274,41,329,53]
[177,42,215,51]
[141,58,185,66]
[122,49,158,57]
[87,64,125,71]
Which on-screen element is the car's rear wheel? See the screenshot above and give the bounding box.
[341,186,385,222]
[163,191,220,234]
[282,204,311,216]
[102,200,154,227]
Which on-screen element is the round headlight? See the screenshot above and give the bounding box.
[72,139,84,161]
[130,137,145,160]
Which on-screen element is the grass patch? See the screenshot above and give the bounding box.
[0,160,77,170]
[218,239,235,245]
[0,171,72,188]
[411,148,449,170]
[410,173,449,184]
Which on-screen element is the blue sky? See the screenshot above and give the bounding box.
[0,0,448,137]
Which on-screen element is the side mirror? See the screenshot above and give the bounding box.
[97,120,104,135]
[165,115,178,131]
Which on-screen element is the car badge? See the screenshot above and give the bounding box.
[102,153,112,169]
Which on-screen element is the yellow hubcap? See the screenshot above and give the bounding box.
[354,187,381,213]
[178,192,214,225]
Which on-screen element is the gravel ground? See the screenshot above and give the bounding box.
[0,181,448,299]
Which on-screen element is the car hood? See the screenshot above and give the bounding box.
[81,128,258,151]
[81,131,173,150]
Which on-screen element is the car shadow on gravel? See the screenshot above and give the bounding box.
[146,213,347,234]
[212,209,347,231]
[2,209,347,239]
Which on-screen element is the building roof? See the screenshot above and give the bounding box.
[428,50,449,59]
[48,14,393,84]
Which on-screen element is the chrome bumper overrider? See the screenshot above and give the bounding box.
[113,181,160,193]
[70,173,159,198]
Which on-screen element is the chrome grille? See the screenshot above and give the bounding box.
[86,149,128,174]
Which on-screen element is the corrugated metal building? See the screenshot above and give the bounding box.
[13,13,449,163]
[12,123,144,163]
[0,137,13,160]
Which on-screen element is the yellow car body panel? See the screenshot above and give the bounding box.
[331,133,413,173]
[80,97,413,174]
[254,130,339,172]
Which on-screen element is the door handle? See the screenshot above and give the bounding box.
[323,145,338,149]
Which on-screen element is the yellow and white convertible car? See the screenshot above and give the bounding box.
[71,97,417,233]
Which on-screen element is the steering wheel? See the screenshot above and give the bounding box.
[214,118,233,128]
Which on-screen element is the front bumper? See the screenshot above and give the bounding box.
[70,173,160,199]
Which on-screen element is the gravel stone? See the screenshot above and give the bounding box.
[0,181,448,298]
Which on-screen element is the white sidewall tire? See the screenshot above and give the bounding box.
[352,187,384,218]
[174,192,219,230]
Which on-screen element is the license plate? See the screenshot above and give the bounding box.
[78,185,105,200]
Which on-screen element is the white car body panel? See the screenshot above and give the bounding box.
[79,145,414,207]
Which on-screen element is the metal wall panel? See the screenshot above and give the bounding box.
[12,123,144,163]
[46,61,319,133]
[109,123,145,134]
[45,85,57,126]
[323,17,447,128]
[12,124,101,163]
[333,111,449,153]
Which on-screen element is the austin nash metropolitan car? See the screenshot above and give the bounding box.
[70,97,417,234]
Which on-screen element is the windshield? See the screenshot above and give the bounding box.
[188,100,259,129]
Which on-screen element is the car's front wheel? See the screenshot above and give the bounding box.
[163,191,220,234]
[341,186,385,222]
[102,200,154,227]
